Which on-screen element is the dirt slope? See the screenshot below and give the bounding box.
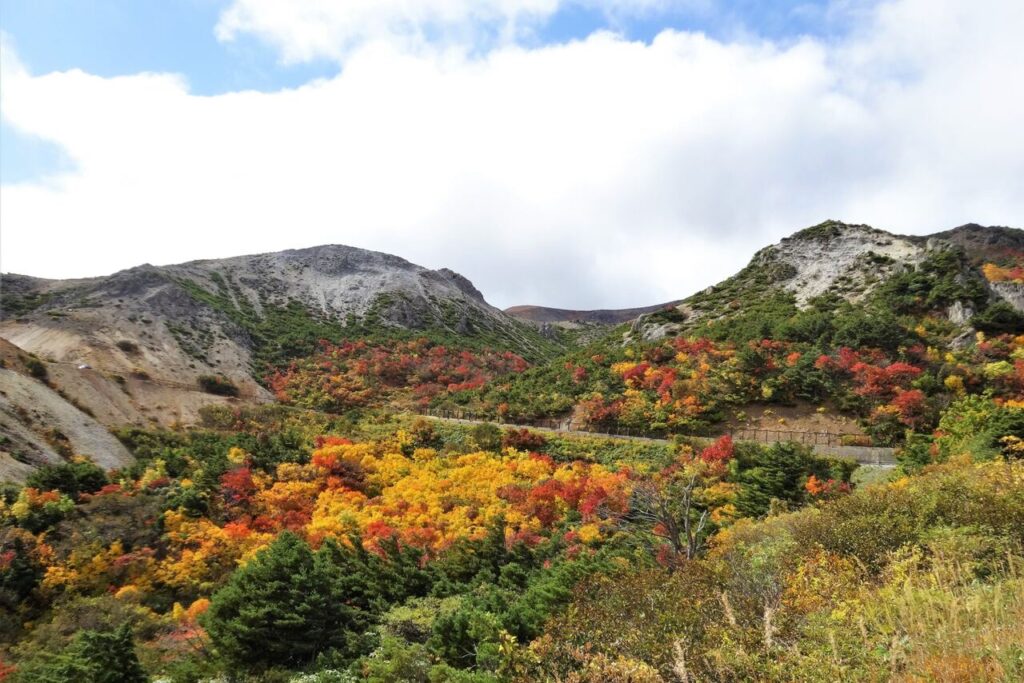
[0,363,134,483]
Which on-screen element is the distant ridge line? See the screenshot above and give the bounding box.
[505,300,682,324]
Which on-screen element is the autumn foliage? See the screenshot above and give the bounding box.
[267,338,528,412]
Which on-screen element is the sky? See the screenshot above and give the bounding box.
[1,0,1023,310]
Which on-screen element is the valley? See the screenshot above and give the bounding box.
[1,220,1023,681]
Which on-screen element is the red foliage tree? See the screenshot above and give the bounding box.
[699,435,734,464]
[220,467,257,507]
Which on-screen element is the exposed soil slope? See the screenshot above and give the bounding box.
[0,340,134,482]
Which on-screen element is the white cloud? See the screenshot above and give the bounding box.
[1,0,1023,309]
[214,0,675,63]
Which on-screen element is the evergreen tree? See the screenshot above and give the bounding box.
[734,442,818,517]
[203,531,370,669]
[25,624,146,683]
[25,459,108,499]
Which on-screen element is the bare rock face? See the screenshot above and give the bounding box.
[628,221,1022,341]
[768,223,928,307]
[990,282,1024,313]
[152,245,490,324]
[432,268,486,302]
[947,301,976,325]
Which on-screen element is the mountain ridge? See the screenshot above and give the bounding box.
[626,221,1024,341]
[0,243,562,453]
[2,221,1021,449]
[505,301,683,325]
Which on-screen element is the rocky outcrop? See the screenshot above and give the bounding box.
[991,281,1024,313]
[768,223,928,306]
[628,221,1021,341]
[947,301,976,325]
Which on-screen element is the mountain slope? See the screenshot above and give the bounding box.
[462,222,1024,445]
[0,339,134,482]
[0,245,560,400]
[631,221,1024,341]
[505,301,682,325]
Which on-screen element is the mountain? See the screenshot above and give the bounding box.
[926,222,1024,266]
[6,221,1024,679]
[0,245,561,435]
[505,301,682,325]
[466,221,1024,442]
[631,221,1024,340]
[3,221,1021,477]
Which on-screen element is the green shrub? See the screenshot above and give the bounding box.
[733,441,848,518]
[24,356,47,380]
[203,533,372,669]
[197,374,240,397]
[972,301,1024,334]
[25,459,108,499]
[469,423,502,452]
[832,308,910,351]
[115,340,140,354]
[12,624,146,683]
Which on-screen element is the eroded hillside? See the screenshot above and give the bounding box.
[0,245,562,434]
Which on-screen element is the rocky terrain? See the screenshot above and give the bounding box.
[0,244,557,414]
[0,245,565,479]
[0,340,134,481]
[630,221,1024,340]
[2,222,1021,480]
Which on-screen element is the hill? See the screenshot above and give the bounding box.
[462,221,1024,443]
[0,245,562,434]
[505,301,682,325]
[0,339,134,482]
[631,221,1024,341]
[3,221,1024,682]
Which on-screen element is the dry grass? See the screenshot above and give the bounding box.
[878,555,1024,682]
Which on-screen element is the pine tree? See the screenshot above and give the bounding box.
[28,624,146,683]
[202,531,370,669]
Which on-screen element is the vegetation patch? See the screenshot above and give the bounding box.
[197,374,240,397]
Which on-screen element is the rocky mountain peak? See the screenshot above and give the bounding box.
[629,221,1024,344]
[783,220,889,244]
[431,268,486,302]
[760,221,927,306]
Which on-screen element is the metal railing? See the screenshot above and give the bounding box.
[417,408,668,440]
[730,428,871,448]
[417,408,872,446]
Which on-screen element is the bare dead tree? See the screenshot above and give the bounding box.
[621,473,710,570]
